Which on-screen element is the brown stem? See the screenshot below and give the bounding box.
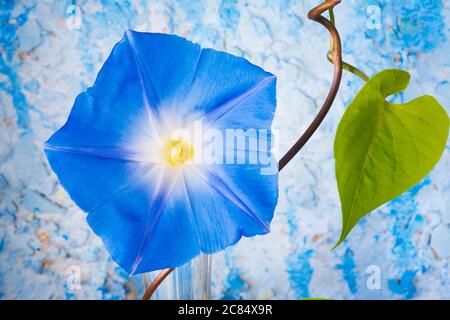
[141,267,175,300]
[279,0,343,170]
[327,8,369,82]
[142,0,343,300]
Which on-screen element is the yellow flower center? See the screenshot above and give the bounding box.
[162,139,194,167]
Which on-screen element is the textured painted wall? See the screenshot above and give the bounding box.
[0,0,449,299]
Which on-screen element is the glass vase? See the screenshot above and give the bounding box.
[143,254,212,300]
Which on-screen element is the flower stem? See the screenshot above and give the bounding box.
[278,0,343,170]
[142,267,175,300]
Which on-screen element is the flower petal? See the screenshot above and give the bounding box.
[45,32,167,161]
[45,31,279,274]
[124,30,202,118]
[126,31,275,126]
[183,48,275,122]
[133,168,274,273]
[206,75,277,130]
[46,145,175,273]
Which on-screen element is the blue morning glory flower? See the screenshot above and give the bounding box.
[44,30,278,274]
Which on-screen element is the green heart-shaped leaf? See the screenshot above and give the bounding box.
[334,69,449,248]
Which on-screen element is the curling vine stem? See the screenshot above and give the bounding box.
[327,7,369,82]
[278,0,343,170]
